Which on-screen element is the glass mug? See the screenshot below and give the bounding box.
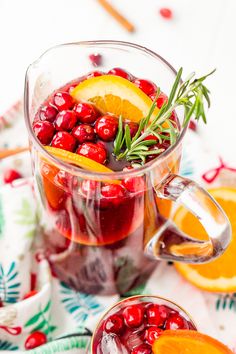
[90,295,197,353]
[24,40,231,295]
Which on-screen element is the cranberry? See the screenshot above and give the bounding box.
[23,290,38,300]
[89,53,102,67]
[77,142,106,164]
[146,304,165,326]
[39,104,58,122]
[165,313,185,330]
[3,169,22,184]
[122,176,145,194]
[143,134,158,142]
[101,184,125,199]
[144,326,163,345]
[33,121,55,145]
[108,67,132,80]
[131,344,152,354]
[189,120,197,131]
[73,102,98,124]
[24,331,47,350]
[159,7,173,19]
[53,92,74,111]
[95,115,118,141]
[72,124,95,143]
[104,314,124,334]
[150,92,168,109]
[133,79,157,96]
[80,180,98,197]
[124,121,139,137]
[54,110,78,131]
[86,71,104,79]
[123,305,144,328]
[51,131,77,152]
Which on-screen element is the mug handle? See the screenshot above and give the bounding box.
[145,174,231,263]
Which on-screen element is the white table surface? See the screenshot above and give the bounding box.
[0,0,235,163]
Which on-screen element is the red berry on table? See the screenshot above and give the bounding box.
[104,314,124,334]
[86,71,104,79]
[150,92,168,109]
[72,124,95,143]
[39,104,58,122]
[53,92,74,111]
[24,331,47,350]
[33,121,55,145]
[165,313,185,330]
[124,121,139,138]
[133,79,157,96]
[108,67,132,80]
[159,7,173,19]
[144,326,163,345]
[131,344,152,354]
[89,53,102,67]
[73,102,98,124]
[23,290,38,300]
[123,305,144,328]
[3,169,22,184]
[146,304,165,326]
[54,110,78,131]
[77,142,107,164]
[95,115,118,141]
[51,131,77,152]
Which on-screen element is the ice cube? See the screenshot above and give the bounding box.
[97,334,129,354]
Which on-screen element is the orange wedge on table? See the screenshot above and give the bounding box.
[174,187,236,292]
[71,74,159,122]
[152,330,233,354]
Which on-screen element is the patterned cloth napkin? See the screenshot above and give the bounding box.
[0,102,236,353]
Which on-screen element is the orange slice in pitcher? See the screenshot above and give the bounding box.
[152,330,233,354]
[71,75,159,122]
[174,187,236,292]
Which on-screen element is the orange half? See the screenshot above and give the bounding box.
[152,330,233,354]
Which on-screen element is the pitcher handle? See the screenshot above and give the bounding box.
[145,174,231,263]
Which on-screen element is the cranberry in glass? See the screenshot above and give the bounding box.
[124,121,139,138]
[73,102,98,124]
[146,304,165,326]
[150,92,168,109]
[53,92,74,111]
[123,305,144,328]
[131,344,152,354]
[51,131,77,152]
[89,53,102,67]
[122,176,144,194]
[39,104,58,122]
[133,79,157,96]
[95,115,118,141]
[77,142,107,164]
[54,110,78,131]
[72,124,95,143]
[165,313,185,330]
[108,67,132,80]
[86,71,104,79]
[144,326,163,345]
[104,314,124,334]
[33,121,55,145]
[3,169,22,184]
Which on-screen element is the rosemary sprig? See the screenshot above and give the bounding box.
[113,67,215,164]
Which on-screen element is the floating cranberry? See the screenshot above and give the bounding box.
[101,184,125,200]
[89,53,102,67]
[54,110,78,131]
[131,344,152,354]
[33,121,55,145]
[165,313,185,330]
[123,305,144,328]
[86,71,104,79]
[72,124,95,143]
[144,326,163,345]
[53,92,74,111]
[51,131,77,152]
[104,314,124,334]
[108,67,132,80]
[124,121,139,137]
[159,7,173,19]
[73,102,98,124]
[39,104,58,122]
[24,331,47,350]
[122,176,145,194]
[146,304,164,326]
[95,115,118,141]
[3,169,22,184]
[23,290,38,300]
[133,79,157,96]
[77,142,107,164]
[150,92,168,109]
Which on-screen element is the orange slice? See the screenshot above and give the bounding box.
[45,146,113,173]
[174,187,236,292]
[71,75,159,122]
[152,330,233,354]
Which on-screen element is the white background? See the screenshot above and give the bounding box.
[0,0,235,162]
